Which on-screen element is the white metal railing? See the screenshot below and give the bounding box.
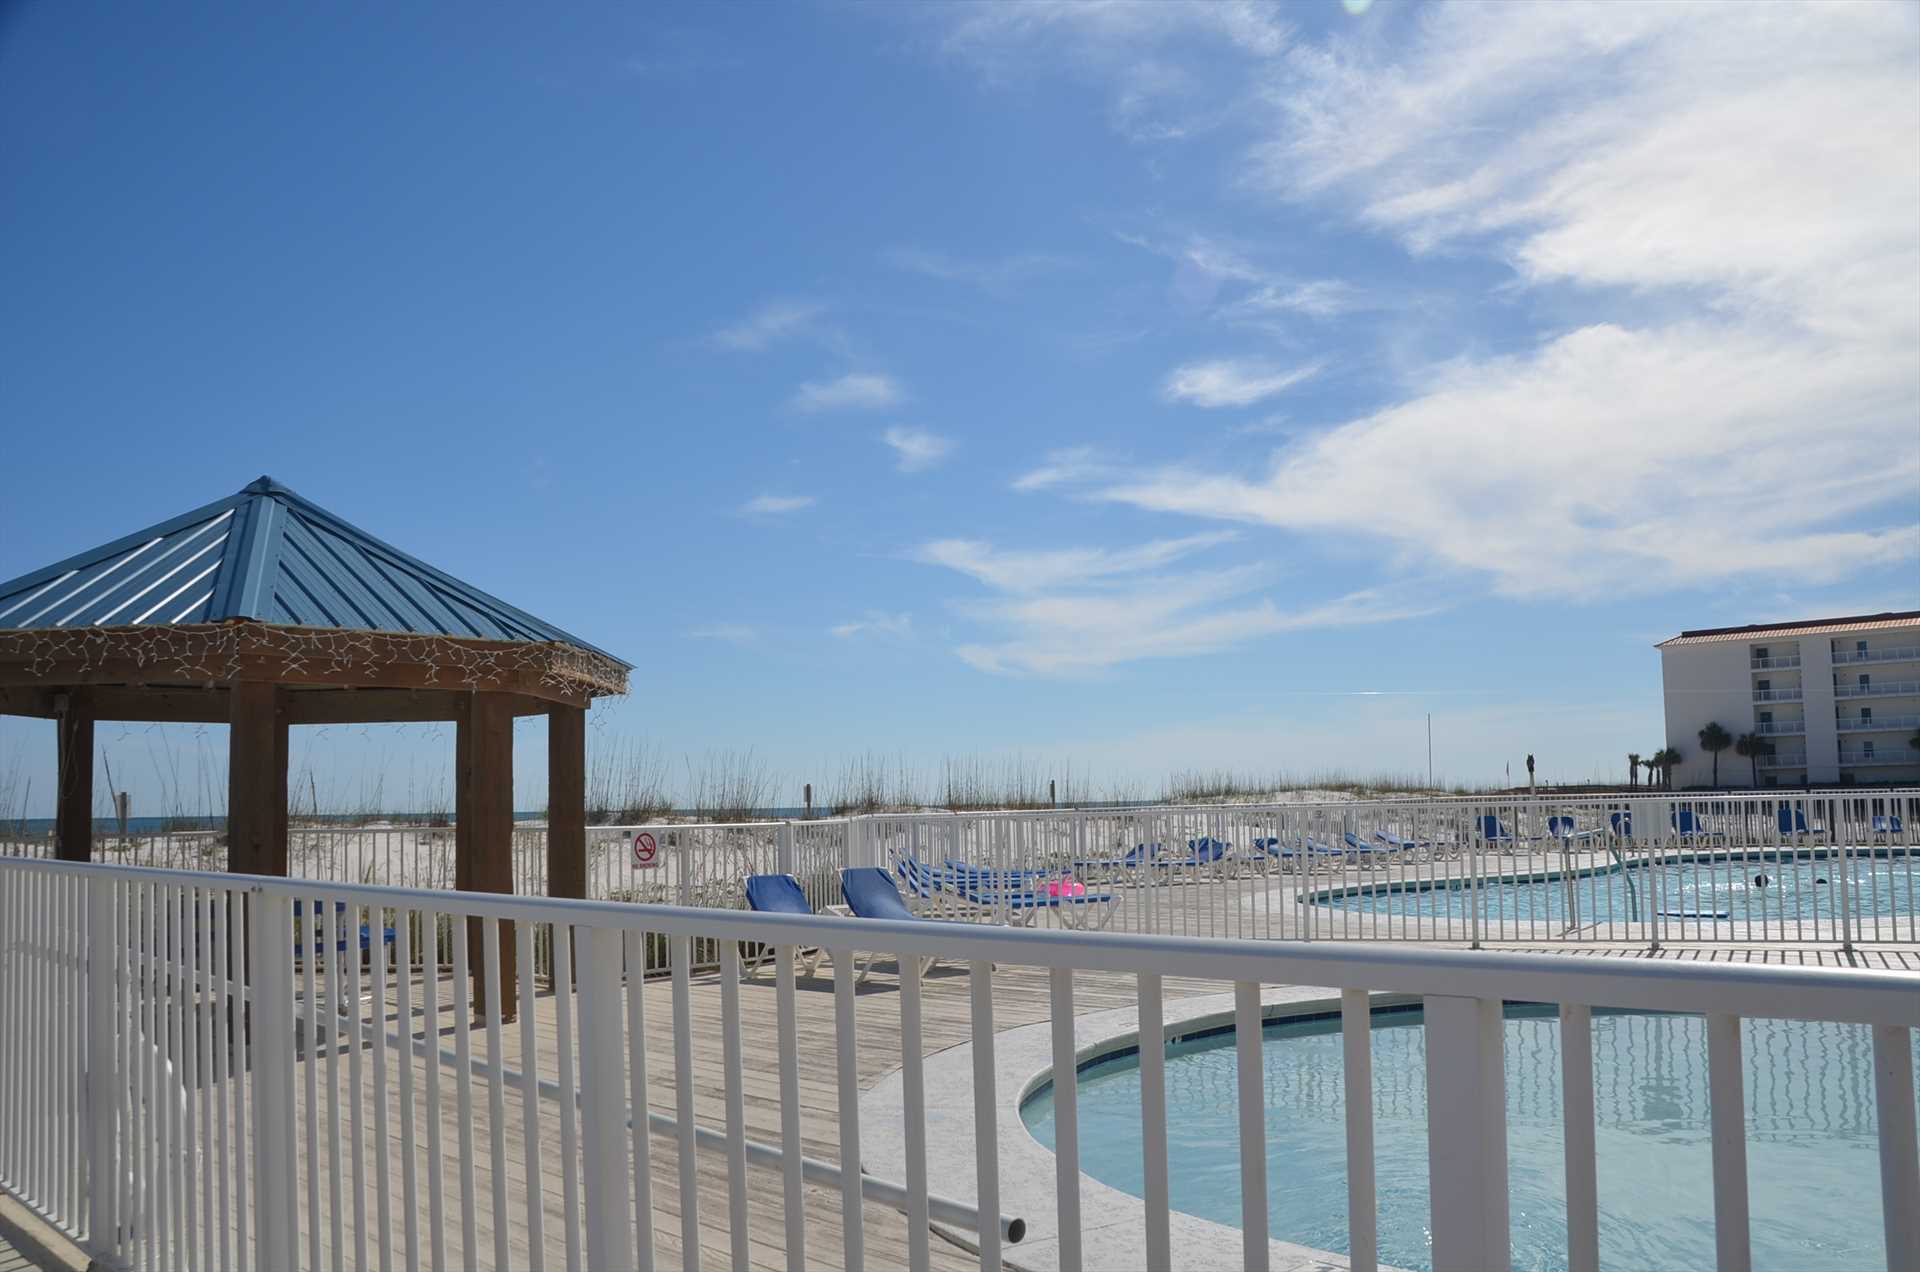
[1836,681,1920,699]
[1840,715,1920,732]
[1753,720,1805,735]
[1749,654,1801,669]
[1840,751,1912,767]
[861,793,1920,950]
[1752,688,1803,702]
[1834,646,1920,666]
[7,793,1920,954]
[0,856,1916,1272]
[1758,752,1809,768]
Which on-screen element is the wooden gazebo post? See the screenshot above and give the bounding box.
[54,688,94,862]
[228,681,289,875]
[457,690,519,1019]
[547,703,588,901]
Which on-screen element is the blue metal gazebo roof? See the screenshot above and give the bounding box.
[0,476,629,668]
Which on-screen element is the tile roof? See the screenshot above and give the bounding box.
[1656,611,1920,648]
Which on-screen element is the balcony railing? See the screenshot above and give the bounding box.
[1838,751,1912,767]
[1832,645,1920,666]
[1753,720,1805,735]
[1837,715,1920,733]
[1750,654,1802,670]
[1834,681,1920,699]
[1758,751,1808,768]
[1753,688,1803,702]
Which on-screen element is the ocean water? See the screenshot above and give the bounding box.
[1022,1005,1910,1272]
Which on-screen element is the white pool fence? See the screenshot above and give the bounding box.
[0,857,1914,1272]
[4,791,1917,956]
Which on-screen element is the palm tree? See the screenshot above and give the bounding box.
[1656,746,1683,790]
[1626,752,1641,790]
[1697,723,1732,788]
[1733,733,1773,787]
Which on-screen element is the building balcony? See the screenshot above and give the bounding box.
[1752,688,1802,702]
[1752,720,1805,736]
[1837,750,1913,767]
[1758,751,1807,768]
[1750,654,1801,670]
[1832,680,1920,699]
[1831,645,1920,666]
[1835,714,1920,733]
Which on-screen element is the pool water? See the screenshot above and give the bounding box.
[1021,1006,1913,1272]
[1324,853,1915,924]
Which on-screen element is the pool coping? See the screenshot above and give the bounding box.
[858,985,1422,1272]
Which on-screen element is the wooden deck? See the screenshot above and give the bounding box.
[270,958,1227,1272]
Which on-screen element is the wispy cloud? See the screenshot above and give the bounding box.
[685,623,757,645]
[912,530,1421,675]
[915,532,1237,593]
[1011,445,1117,492]
[791,372,903,413]
[740,494,816,515]
[935,2,1291,142]
[710,299,832,352]
[976,2,1920,599]
[1163,357,1323,408]
[881,246,1076,295]
[1115,230,1361,323]
[831,611,913,639]
[1095,324,1919,597]
[882,426,955,473]
[1222,279,1363,320]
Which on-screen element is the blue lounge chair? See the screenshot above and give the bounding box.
[909,864,1117,929]
[742,874,826,981]
[1670,809,1720,839]
[1609,811,1634,838]
[1072,842,1160,874]
[1477,816,1523,845]
[842,867,953,979]
[1246,836,1297,862]
[943,858,1052,887]
[1546,817,1594,842]
[1873,814,1906,835]
[1155,837,1232,869]
[1778,807,1810,835]
[1371,830,1434,853]
[293,899,394,960]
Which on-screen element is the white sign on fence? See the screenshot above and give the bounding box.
[632,831,659,869]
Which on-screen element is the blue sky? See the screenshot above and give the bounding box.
[2,2,1917,811]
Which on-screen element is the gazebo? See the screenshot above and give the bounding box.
[0,476,631,1016]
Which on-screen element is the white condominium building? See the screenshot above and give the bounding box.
[1658,611,1920,788]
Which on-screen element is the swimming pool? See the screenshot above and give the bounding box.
[1021,1005,1913,1272]
[1322,852,1915,924]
